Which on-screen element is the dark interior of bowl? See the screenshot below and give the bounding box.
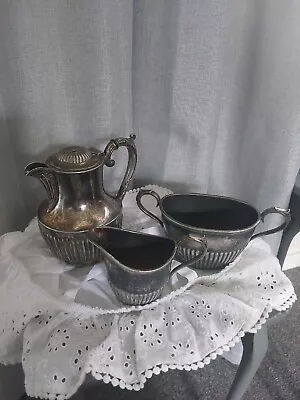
[162,195,259,231]
[90,228,175,270]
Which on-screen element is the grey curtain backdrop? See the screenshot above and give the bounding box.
[1,0,300,250]
[1,1,300,398]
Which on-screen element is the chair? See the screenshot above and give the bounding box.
[226,175,299,399]
[277,179,300,267]
[20,180,298,400]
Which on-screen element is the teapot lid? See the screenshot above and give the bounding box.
[46,146,105,173]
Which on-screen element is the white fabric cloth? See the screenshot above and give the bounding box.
[0,186,296,399]
[1,1,300,254]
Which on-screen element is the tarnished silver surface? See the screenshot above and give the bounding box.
[176,247,243,270]
[39,214,122,266]
[136,190,291,270]
[25,135,137,266]
[86,227,206,305]
[110,282,164,306]
[46,146,105,173]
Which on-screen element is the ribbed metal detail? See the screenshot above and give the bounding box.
[176,247,243,270]
[56,147,92,165]
[46,146,104,172]
[40,231,102,266]
[110,283,164,306]
[38,214,122,266]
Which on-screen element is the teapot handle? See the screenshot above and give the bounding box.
[104,134,137,200]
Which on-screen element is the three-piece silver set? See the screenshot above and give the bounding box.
[25,135,290,305]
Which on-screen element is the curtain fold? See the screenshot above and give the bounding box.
[0,0,134,222]
[0,0,300,253]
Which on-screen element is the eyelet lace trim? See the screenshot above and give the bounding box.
[0,185,296,400]
[24,295,296,399]
[83,296,296,391]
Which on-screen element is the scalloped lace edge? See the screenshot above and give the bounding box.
[24,293,297,399]
[60,248,292,317]
[5,185,298,399]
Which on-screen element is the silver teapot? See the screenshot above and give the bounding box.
[25,134,137,266]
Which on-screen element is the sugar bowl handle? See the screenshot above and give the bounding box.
[251,207,291,240]
[136,189,164,226]
[104,134,137,200]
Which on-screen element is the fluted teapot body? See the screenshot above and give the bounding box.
[25,135,137,266]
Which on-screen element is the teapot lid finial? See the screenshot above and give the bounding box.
[46,146,104,173]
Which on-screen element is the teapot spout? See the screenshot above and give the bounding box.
[25,162,59,211]
[25,162,48,177]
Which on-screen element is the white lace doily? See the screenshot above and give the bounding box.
[0,185,296,400]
